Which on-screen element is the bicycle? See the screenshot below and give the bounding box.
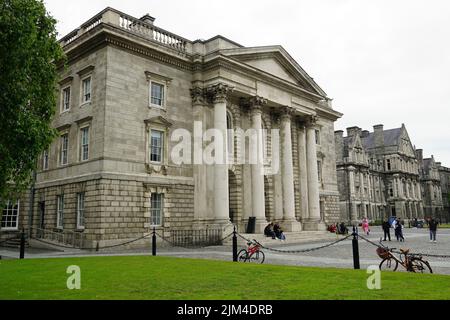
[237,240,265,264]
[377,239,432,273]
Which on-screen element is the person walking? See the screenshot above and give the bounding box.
[362,217,370,235]
[394,218,404,242]
[382,219,391,241]
[429,218,438,243]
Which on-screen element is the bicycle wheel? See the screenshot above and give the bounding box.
[245,251,265,264]
[409,258,433,273]
[379,258,398,271]
[237,249,248,262]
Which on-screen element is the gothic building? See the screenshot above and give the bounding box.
[335,124,424,223]
[416,150,444,218]
[1,8,343,247]
[437,164,450,221]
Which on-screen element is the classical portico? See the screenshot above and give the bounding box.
[191,81,332,233]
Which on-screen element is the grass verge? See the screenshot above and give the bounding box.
[1,256,449,300]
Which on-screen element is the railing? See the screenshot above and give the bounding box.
[60,8,190,54]
[31,227,85,249]
[170,228,223,247]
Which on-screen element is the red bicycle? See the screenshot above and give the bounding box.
[238,240,265,264]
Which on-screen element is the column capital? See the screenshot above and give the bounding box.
[190,86,206,105]
[206,83,234,104]
[305,114,319,127]
[280,106,296,122]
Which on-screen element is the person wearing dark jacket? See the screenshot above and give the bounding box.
[429,218,439,243]
[264,223,276,239]
[394,219,404,242]
[382,219,391,241]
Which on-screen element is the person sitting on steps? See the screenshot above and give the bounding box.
[273,223,286,241]
[264,222,276,239]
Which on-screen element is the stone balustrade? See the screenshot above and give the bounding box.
[60,8,192,55]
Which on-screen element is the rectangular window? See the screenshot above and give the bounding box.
[43,149,49,170]
[150,130,164,163]
[1,200,19,230]
[56,195,64,229]
[62,87,71,112]
[82,77,91,103]
[80,127,89,161]
[150,193,163,226]
[150,82,164,107]
[389,188,394,197]
[76,193,85,229]
[315,129,321,145]
[60,133,69,165]
[386,159,391,171]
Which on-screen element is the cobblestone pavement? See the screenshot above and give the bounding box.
[1,227,450,275]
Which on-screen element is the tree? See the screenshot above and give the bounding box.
[0,0,64,214]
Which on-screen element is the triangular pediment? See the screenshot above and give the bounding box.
[398,126,415,157]
[221,46,327,97]
[144,116,173,127]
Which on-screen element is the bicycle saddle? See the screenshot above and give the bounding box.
[400,248,410,254]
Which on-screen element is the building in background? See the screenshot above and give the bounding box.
[1,8,343,247]
[335,124,423,224]
[416,150,444,220]
[437,163,450,222]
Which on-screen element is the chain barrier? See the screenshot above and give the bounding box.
[95,234,152,250]
[236,232,353,254]
[155,231,233,249]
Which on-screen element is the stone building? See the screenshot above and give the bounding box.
[1,8,342,247]
[335,124,424,223]
[437,164,450,222]
[416,151,444,218]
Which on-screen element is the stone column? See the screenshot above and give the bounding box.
[297,122,309,221]
[280,108,301,232]
[348,166,357,224]
[191,87,208,224]
[249,96,268,233]
[207,83,233,226]
[303,115,325,231]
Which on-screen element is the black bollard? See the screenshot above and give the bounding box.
[152,227,156,256]
[352,227,360,270]
[19,229,25,259]
[232,226,238,262]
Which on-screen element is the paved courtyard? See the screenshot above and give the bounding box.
[1,227,450,275]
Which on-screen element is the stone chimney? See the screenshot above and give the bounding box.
[373,124,384,147]
[334,130,344,161]
[140,14,155,25]
[346,126,361,137]
[361,130,370,138]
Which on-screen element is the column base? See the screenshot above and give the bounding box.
[302,220,326,231]
[281,219,302,232]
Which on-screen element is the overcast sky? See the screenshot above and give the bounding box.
[44,0,450,165]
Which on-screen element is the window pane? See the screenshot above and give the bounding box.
[77,193,85,228]
[81,127,89,161]
[1,200,19,229]
[57,195,64,228]
[150,193,163,226]
[61,134,68,165]
[151,83,164,106]
[83,78,91,102]
[63,87,71,111]
[150,130,163,163]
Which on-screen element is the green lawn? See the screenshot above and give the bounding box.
[1,256,450,300]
